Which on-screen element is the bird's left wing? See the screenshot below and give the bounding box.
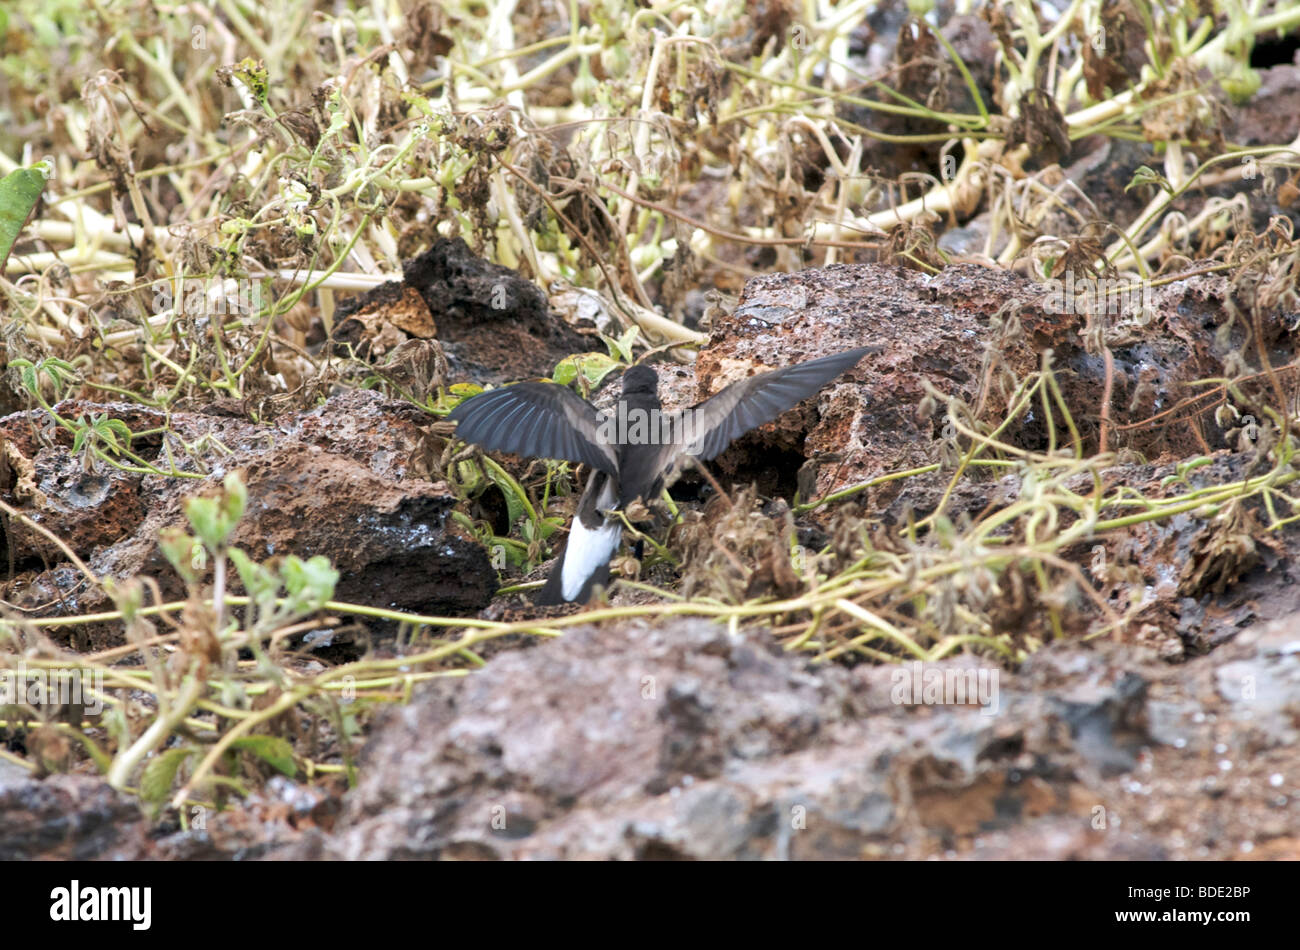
[447,381,619,475]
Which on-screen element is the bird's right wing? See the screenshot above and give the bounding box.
[614,347,870,505]
[447,382,619,475]
[676,346,872,461]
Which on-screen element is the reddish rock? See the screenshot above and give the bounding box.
[256,611,1300,860]
[696,262,1245,510]
[0,389,495,645]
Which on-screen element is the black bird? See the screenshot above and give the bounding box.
[448,346,870,604]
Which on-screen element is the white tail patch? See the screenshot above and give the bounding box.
[561,479,622,601]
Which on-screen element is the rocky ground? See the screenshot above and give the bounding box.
[3,27,1300,862]
[3,609,1296,860]
[4,246,1300,859]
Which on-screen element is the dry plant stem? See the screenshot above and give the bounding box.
[491,169,547,283]
[106,27,202,133]
[591,176,885,251]
[794,464,941,514]
[834,137,990,236]
[13,0,1300,806]
[23,419,1300,797]
[832,599,926,659]
[213,553,227,639]
[497,160,660,317]
[1069,4,1300,135]
[1108,138,1300,270]
[919,366,1058,530]
[822,134,864,266]
[1099,346,1115,455]
[618,34,714,239]
[106,669,203,790]
[167,678,296,808]
[691,459,734,509]
[1002,0,1087,110]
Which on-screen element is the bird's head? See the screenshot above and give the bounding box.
[621,364,658,395]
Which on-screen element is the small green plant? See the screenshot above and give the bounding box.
[9,356,206,480]
[10,355,77,405]
[105,471,339,811]
[71,412,134,472]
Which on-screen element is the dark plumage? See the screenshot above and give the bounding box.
[449,347,870,604]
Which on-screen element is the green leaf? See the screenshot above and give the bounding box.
[1126,165,1172,195]
[184,472,246,552]
[487,465,525,526]
[101,417,133,447]
[454,458,483,494]
[551,359,578,386]
[102,575,144,620]
[598,326,640,363]
[230,58,269,107]
[281,554,338,609]
[158,526,199,583]
[0,162,50,273]
[139,746,197,804]
[40,357,77,388]
[614,326,640,361]
[491,536,527,567]
[65,729,112,775]
[229,735,297,777]
[553,352,620,389]
[446,382,482,409]
[184,497,223,551]
[220,470,247,528]
[200,774,250,797]
[228,547,268,597]
[19,364,37,396]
